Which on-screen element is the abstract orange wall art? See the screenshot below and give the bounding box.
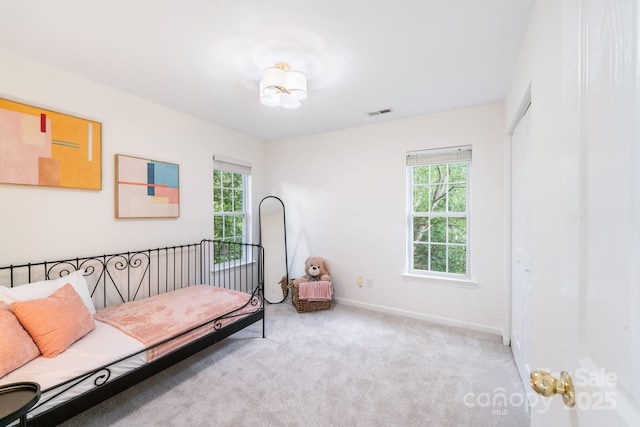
[0,98,102,190]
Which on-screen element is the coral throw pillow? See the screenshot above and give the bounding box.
[11,284,96,358]
[0,303,41,377]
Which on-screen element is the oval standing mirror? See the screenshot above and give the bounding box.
[259,196,289,304]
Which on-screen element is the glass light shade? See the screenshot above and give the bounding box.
[280,92,301,109]
[285,71,307,100]
[260,80,279,106]
[261,66,287,90]
[260,92,281,107]
[259,64,307,108]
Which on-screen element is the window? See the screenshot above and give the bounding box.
[407,146,471,278]
[213,157,251,263]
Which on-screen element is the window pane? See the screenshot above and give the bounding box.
[431,185,446,212]
[213,188,222,212]
[413,216,430,242]
[430,165,444,183]
[233,215,244,237]
[448,186,466,212]
[413,166,430,185]
[449,163,467,183]
[233,241,242,259]
[222,189,232,211]
[431,217,446,243]
[413,186,430,212]
[223,216,234,238]
[214,240,232,263]
[213,216,223,238]
[213,170,221,187]
[448,217,467,244]
[222,171,233,187]
[232,173,243,187]
[413,243,429,270]
[430,244,446,272]
[449,245,467,275]
[233,189,243,212]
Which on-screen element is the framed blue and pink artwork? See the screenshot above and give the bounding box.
[115,154,179,218]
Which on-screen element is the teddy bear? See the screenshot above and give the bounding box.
[293,256,331,285]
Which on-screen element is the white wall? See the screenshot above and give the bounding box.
[0,49,267,264]
[265,103,508,336]
[0,48,512,337]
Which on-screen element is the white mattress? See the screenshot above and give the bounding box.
[0,320,146,417]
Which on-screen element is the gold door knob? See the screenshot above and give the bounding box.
[530,370,576,407]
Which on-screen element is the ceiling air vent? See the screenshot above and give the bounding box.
[366,108,393,117]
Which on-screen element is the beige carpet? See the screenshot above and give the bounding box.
[59,301,530,427]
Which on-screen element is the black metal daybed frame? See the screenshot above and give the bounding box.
[0,239,264,426]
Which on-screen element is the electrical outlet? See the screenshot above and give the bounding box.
[366,278,374,288]
[357,276,363,287]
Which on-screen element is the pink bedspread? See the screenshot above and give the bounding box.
[94,285,257,361]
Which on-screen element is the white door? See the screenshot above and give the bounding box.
[529,0,640,425]
[511,103,532,385]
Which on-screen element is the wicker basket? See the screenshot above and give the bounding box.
[290,280,332,313]
[279,275,290,299]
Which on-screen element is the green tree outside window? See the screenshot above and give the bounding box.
[410,161,469,276]
[213,169,248,263]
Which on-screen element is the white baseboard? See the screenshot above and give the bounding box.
[334,296,508,344]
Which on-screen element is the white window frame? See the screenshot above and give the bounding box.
[213,156,252,266]
[406,146,472,280]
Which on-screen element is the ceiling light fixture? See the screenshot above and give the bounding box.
[260,63,307,109]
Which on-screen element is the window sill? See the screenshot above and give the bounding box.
[401,273,479,288]
[211,259,256,272]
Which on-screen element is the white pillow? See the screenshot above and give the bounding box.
[0,269,96,314]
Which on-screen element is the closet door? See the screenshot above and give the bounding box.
[510,103,532,385]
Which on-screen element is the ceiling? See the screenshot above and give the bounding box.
[0,0,534,141]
